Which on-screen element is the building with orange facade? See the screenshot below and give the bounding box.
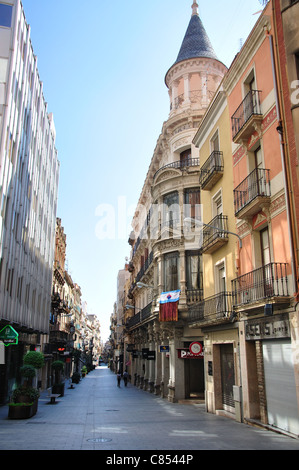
[224,1,298,435]
[191,0,299,436]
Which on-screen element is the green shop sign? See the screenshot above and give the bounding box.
[0,325,19,346]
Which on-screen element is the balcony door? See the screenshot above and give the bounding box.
[180,149,191,166]
[260,227,274,297]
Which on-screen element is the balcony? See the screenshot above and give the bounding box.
[231,90,263,144]
[232,263,290,310]
[153,158,200,182]
[201,215,229,254]
[199,151,224,190]
[135,252,154,283]
[188,292,234,326]
[126,302,153,330]
[186,288,203,304]
[234,168,271,218]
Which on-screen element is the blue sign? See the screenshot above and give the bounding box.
[160,345,169,353]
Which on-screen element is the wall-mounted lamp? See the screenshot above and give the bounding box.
[184,217,242,248]
[136,282,155,289]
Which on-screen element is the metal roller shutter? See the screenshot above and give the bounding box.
[262,339,299,436]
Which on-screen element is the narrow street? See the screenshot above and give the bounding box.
[0,366,298,453]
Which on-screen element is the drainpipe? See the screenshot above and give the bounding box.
[265,24,298,297]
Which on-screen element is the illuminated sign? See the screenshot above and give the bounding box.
[0,325,19,347]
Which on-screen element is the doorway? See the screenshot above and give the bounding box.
[184,357,205,399]
[220,344,235,411]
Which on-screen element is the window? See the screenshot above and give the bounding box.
[184,188,201,221]
[215,261,226,293]
[212,190,223,217]
[180,148,191,165]
[0,4,12,28]
[210,130,220,152]
[260,227,271,266]
[164,252,179,292]
[186,251,202,291]
[163,192,179,229]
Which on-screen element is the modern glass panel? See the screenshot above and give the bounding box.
[0,4,13,28]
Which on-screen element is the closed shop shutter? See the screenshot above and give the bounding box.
[263,339,299,436]
[220,344,235,410]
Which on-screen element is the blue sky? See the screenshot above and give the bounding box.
[22,0,264,342]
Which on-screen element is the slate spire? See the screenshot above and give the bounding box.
[174,1,218,65]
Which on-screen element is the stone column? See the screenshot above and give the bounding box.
[168,327,184,402]
[183,74,190,105]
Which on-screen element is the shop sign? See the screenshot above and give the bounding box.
[147,351,156,360]
[177,348,204,359]
[142,348,149,359]
[245,314,290,341]
[160,345,169,353]
[0,325,19,347]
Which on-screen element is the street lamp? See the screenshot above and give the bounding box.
[183,217,242,248]
[125,305,142,311]
[136,282,155,289]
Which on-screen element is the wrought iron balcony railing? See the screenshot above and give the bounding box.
[201,214,228,254]
[234,168,270,216]
[232,262,289,307]
[135,252,154,283]
[126,302,153,330]
[231,90,262,140]
[188,292,234,325]
[199,151,224,190]
[153,158,200,181]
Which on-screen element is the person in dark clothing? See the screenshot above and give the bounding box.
[123,370,129,387]
[117,372,121,387]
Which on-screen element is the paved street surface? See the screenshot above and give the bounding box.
[0,366,298,453]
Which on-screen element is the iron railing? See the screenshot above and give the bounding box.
[153,158,200,181]
[135,252,154,283]
[188,292,234,324]
[199,151,224,188]
[202,214,228,251]
[231,89,262,139]
[232,262,289,306]
[234,168,270,215]
[126,302,153,330]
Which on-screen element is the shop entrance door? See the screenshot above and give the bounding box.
[220,344,235,411]
[184,358,205,399]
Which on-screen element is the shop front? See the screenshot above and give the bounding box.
[243,313,299,436]
[178,341,205,400]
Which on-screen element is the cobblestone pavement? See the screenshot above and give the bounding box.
[0,366,298,453]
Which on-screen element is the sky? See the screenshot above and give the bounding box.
[21,0,264,343]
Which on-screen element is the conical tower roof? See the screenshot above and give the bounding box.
[173,1,218,66]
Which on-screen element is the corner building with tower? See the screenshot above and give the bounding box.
[121,1,299,437]
[125,2,227,403]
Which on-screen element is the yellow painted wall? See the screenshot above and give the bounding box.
[199,102,238,298]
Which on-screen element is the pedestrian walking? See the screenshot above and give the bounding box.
[117,372,121,387]
[123,370,129,387]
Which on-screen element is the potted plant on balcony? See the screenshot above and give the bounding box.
[8,351,45,419]
[52,360,65,396]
